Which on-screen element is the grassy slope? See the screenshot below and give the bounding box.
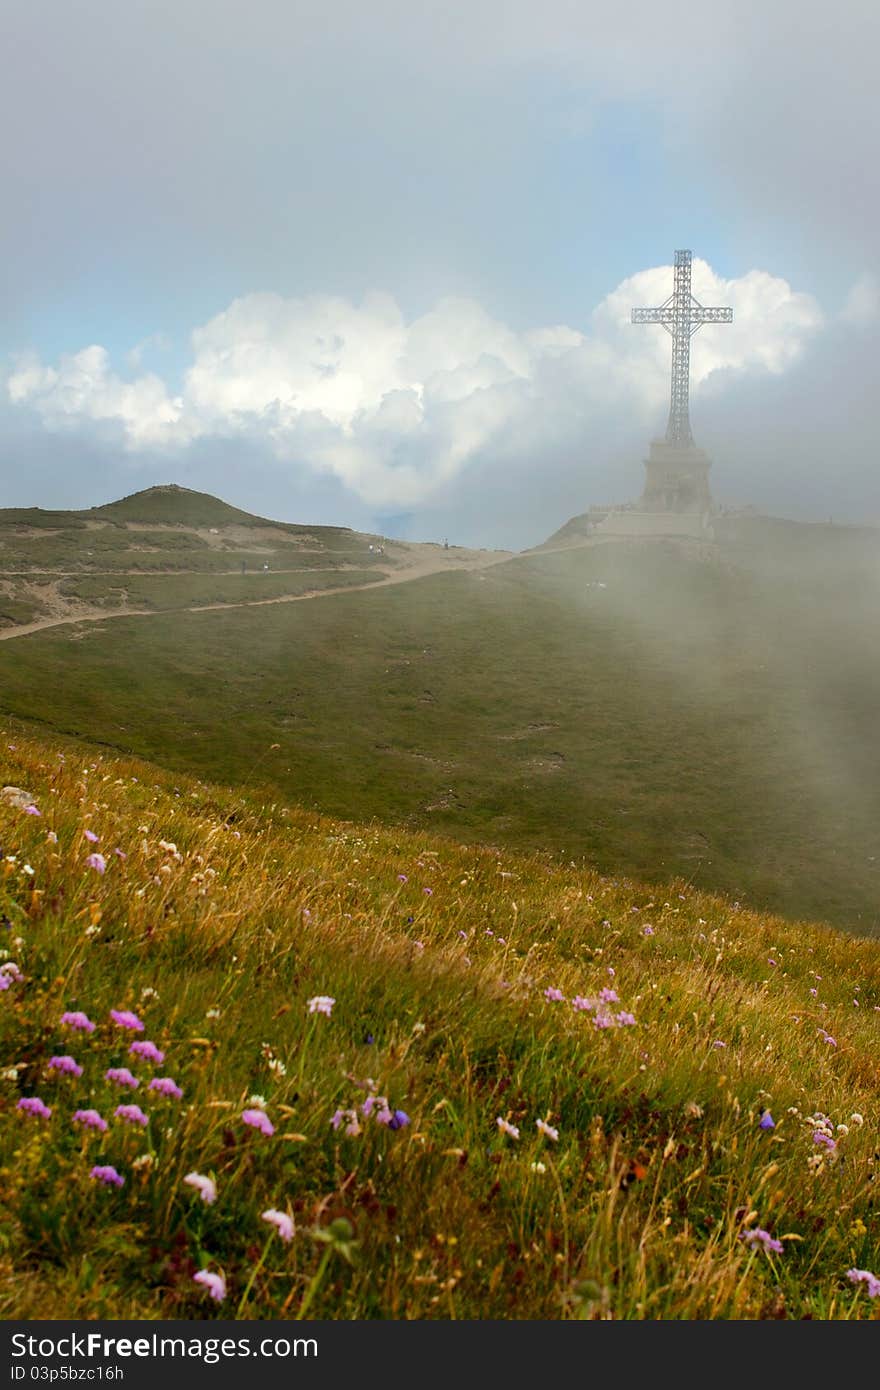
[0,721,878,1320]
[0,535,877,933]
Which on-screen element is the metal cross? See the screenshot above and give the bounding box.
[631,250,733,447]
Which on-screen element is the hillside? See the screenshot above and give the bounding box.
[0,521,877,933]
[1,719,878,1319]
[0,485,506,634]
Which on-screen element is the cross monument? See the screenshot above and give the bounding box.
[631,250,732,513]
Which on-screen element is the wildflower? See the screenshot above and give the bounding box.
[812,1131,837,1152]
[85,853,106,874]
[105,1067,140,1089]
[712,1040,726,1049]
[110,1009,144,1032]
[846,1269,880,1298]
[24,805,41,816]
[543,987,565,1003]
[496,1117,520,1139]
[205,1008,221,1020]
[740,1227,783,1254]
[90,1165,124,1188]
[530,1161,547,1174]
[758,1110,775,1131]
[48,1055,83,1078]
[642,925,655,937]
[114,848,127,859]
[242,1108,275,1136]
[129,1040,165,1064]
[131,1153,155,1172]
[73,1108,108,1132]
[17,1096,52,1119]
[84,830,99,842]
[397,874,408,882]
[307,995,335,1016]
[61,1011,95,1033]
[598,987,619,1004]
[572,995,595,1012]
[536,1119,559,1142]
[140,987,159,1001]
[384,1109,410,1130]
[149,1077,183,1099]
[184,1173,217,1204]
[193,1271,226,1303]
[0,962,22,981]
[262,1209,295,1241]
[836,1124,849,1136]
[114,1104,149,1126]
[616,1011,637,1027]
[423,887,433,895]
[851,1113,864,1127]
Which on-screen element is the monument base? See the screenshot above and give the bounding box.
[641,439,712,513]
[593,510,713,539]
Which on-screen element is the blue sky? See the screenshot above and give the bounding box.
[1,1,877,547]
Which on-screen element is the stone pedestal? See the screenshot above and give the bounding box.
[641,439,712,513]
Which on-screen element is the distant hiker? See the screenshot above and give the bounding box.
[443,538,449,550]
[241,560,247,574]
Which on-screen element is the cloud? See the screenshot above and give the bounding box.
[6,260,821,511]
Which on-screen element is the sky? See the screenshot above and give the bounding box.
[1,0,878,549]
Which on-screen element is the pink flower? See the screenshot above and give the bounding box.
[242,1108,274,1136]
[90,1165,124,1188]
[496,1117,520,1139]
[616,1011,637,1027]
[61,1011,96,1033]
[17,1096,52,1119]
[536,1119,559,1142]
[184,1172,217,1204]
[73,1108,108,1132]
[83,829,99,842]
[24,805,41,816]
[261,1208,295,1241]
[740,1227,783,1254]
[129,1040,165,1064]
[110,1009,144,1032]
[149,1076,183,1099]
[48,1055,83,1078]
[193,1271,226,1303]
[86,853,106,874]
[105,1067,139,1089]
[543,987,565,1002]
[572,995,595,1012]
[114,1104,149,1126]
[307,995,335,1016]
[599,987,619,1004]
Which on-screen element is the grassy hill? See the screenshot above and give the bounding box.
[0,518,877,934]
[1,720,878,1319]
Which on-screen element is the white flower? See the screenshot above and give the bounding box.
[851,1113,865,1127]
[307,995,335,1016]
[261,1208,294,1241]
[536,1119,559,1142]
[184,1172,217,1204]
[496,1117,520,1139]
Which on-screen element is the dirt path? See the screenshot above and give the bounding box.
[0,545,520,643]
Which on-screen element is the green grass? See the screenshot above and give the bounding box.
[0,720,878,1319]
[57,570,383,612]
[1,532,877,934]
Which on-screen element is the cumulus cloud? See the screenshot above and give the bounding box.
[6,260,821,511]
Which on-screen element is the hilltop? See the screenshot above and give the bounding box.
[0,719,878,1319]
[0,485,508,635]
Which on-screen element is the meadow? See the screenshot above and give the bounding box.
[0,720,878,1319]
[1,524,878,934]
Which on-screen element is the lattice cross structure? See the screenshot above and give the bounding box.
[631,250,733,447]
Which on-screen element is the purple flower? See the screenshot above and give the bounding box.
[0,975,10,991]
[90,1165,124,1188]
[242,1108,274,1136]
[599,987,619,1004]
[642,925,655,937]
[572,995,594,1012]
[61,1011,96,1033]
[812,1130,837,1151]
[758,1110,775,1131]
[711,1040,726,1049]
[129,1039,165,1064]
[193,1271,226,1303]
[149,1076,183,1099]
[114,1103,149,1126]
[86,853,106,874]
[847,1268,880,1298]
[73,1108,108,1132]
[48,1055,83,1078]
[385,1109,410,1130]
[24,805,41,816]
[544,987,565,1003]
[397,874,408,882]
[105,1067,139,1089]
[110,1009,144,1032]
[84,829,99,842]
[616,1011,637,1027]
[740,1227,783,1254]
[262,1208,295,1241]
[17,1096,52,1119]
[422,887,433,895]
